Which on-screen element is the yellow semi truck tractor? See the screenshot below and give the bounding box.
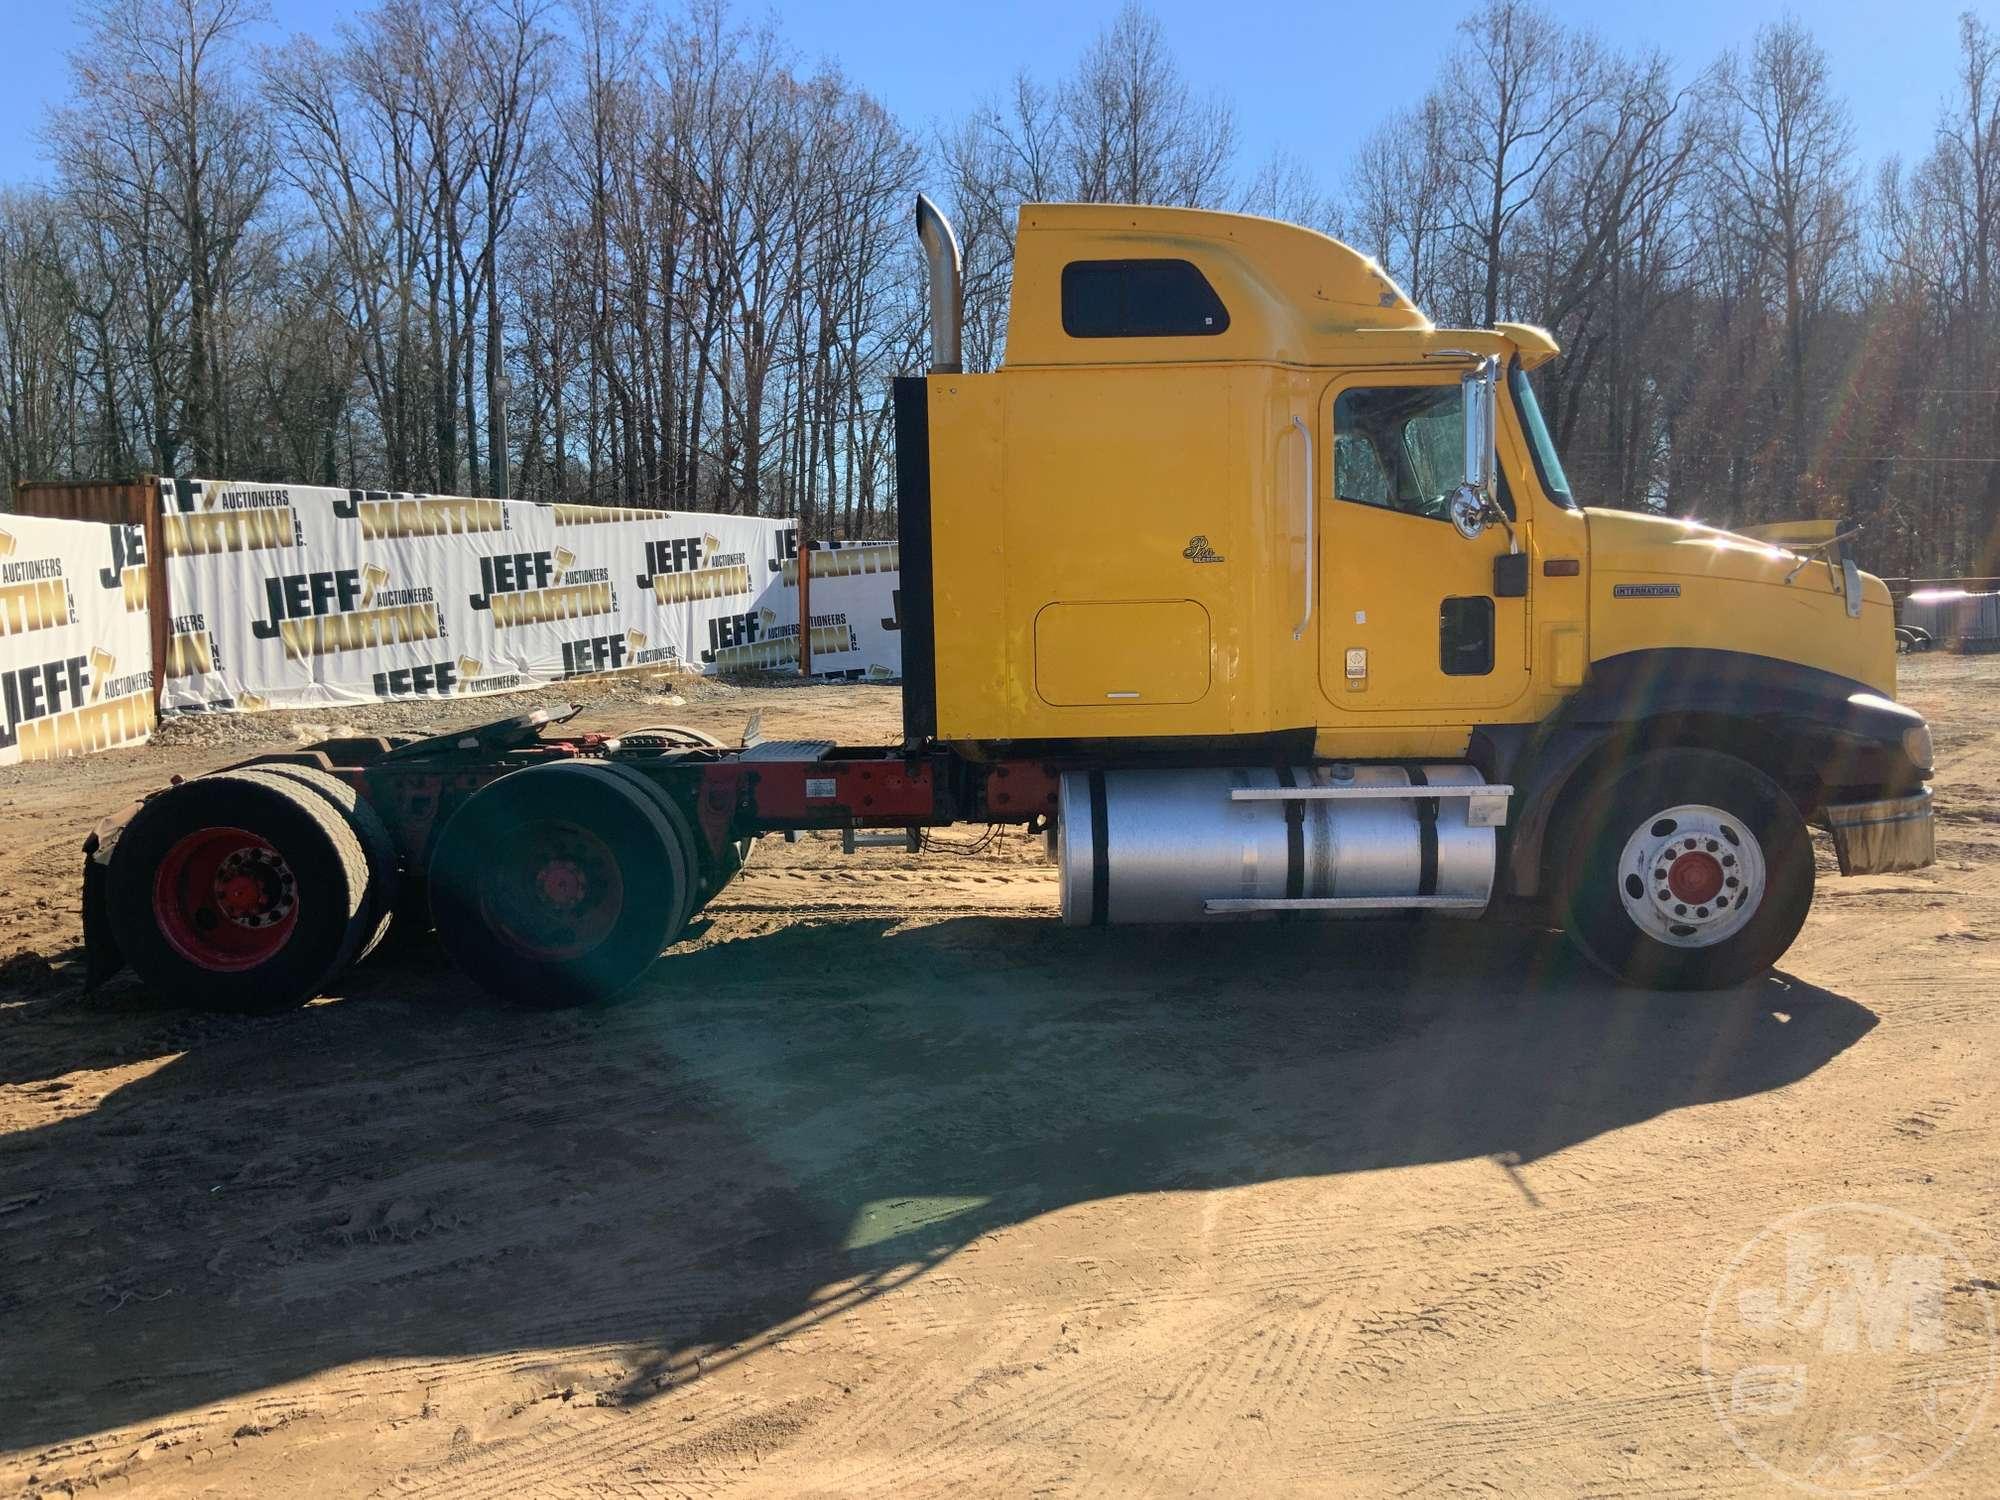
[79,197,1936,1010]
[895,196,1934,991]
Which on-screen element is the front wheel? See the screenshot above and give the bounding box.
[1556,748,1815,990]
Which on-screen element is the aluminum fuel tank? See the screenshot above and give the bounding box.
[1057,764,1496,925]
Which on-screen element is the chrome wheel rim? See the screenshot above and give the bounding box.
[1616,803,1766,948]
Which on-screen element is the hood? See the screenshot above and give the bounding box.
[1584,508,1892,608]
[1584,508,1898,696]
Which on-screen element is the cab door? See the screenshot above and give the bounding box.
[1315,371,1530,713]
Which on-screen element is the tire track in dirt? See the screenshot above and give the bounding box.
[816,1298,1290,1498]
[377,1390,782,1500]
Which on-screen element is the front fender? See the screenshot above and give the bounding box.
[1503,649,1930,898]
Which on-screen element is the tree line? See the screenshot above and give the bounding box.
[0,0,1993,578]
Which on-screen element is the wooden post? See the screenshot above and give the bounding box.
[798,533,814,679]
[13,478,167,709]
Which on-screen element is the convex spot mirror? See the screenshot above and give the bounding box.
[1449,486,1489,541]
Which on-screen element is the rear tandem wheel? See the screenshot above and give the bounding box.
[245,762,401,962]
[105,770,376,1011]
[426,760,694,1006]
[613,723,757,890]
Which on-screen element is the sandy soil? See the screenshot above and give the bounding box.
[2,659,1996,1497]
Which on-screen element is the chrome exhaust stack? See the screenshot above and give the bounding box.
[915,193,963,375]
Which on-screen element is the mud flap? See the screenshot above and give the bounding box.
[1824,787,1935,875]
[80,802,143,991]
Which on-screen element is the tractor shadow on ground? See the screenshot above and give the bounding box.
[0,915,1874,1460]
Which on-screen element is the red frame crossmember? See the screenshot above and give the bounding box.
[697,757,939,845]
[980,761,1059,821]
[248,739,1060,872]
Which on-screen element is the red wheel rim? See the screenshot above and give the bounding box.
[1666,849,1725,905]
[478,819,625,961]
[153,826,301,972]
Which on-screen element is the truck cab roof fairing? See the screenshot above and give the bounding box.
[1003,203,1427,367]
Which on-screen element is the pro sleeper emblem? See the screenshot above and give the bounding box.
[1612,583,1681,598]
[1183,535,1225,564]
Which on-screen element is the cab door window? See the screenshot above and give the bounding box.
[1332,430,1391,507]
[1334,384,1513,521]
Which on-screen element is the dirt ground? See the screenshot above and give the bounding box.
[2,658,1996,1498]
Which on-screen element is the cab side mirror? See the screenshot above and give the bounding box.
[1451,357,1515,553]
[1461,356,1497,505]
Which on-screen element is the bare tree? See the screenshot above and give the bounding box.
[1349,96,1456,310]
[1713,18,1857,503]
[457,0,557,495]
[1238,148,1340,234]
[1877,12,2000,574]
[0,193,86,492]
[1442,0,1602,326]
[53,0,275,478]
[936,72,1067,371]
[1062,1,1236,207]
[934,4,1237,373]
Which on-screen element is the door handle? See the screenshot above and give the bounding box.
[1291,414,1313,641]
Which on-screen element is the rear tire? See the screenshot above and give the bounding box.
[600,762,753,911]
[246,764,399,962]
[609,728,754,895]
[594,761,703,928]
[107,772,373,1011]
[427,761,691,1007]
[1556,748,1815,990]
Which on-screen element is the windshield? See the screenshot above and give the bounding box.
[1510,362,1575,508]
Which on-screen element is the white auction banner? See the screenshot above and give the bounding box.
[0,512,156,765]
[780,541,904,684]
[157,479,902,714]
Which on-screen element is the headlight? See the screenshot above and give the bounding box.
[1902,722,1934,774]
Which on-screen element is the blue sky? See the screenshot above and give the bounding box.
[0,0,1973,188]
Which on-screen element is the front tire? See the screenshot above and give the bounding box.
[1556,748,1815,990]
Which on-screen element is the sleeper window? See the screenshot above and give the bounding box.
[1061,259,1229,338]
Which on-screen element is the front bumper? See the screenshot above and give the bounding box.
[1824,787,1935,876]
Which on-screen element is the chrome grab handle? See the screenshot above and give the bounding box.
[1291,414,1313,641]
